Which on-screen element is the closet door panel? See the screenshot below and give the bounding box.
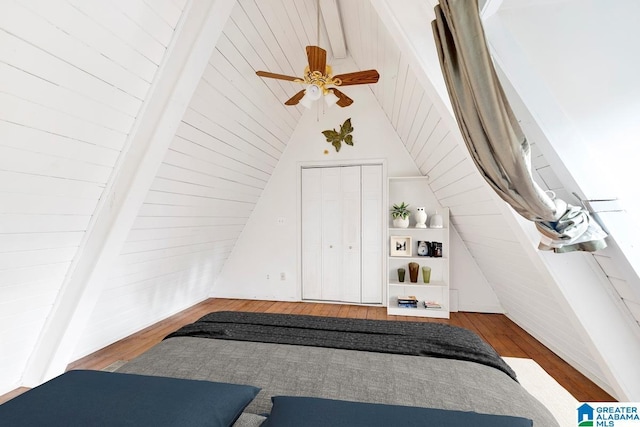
[361,165,383,303]
[301,168,323,300]
[321,168,342,301]
[341,166,362,303]
[302,164,383,304]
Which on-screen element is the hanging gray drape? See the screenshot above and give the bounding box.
[431,0,607,253]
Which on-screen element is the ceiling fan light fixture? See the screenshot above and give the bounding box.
[255,45,379,108]
[324,90,339,107]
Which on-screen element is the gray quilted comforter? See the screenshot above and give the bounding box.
[118,312,560,426]
[165,311,517,381]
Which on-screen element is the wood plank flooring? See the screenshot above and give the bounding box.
[1,298,615,405]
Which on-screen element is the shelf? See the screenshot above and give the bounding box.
[388,281,446,288]
[387,305,449,318]
[388,227,446,231]
[387,177,449,319]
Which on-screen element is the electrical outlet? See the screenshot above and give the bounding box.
[280,272,286,281]
[276,217,286,226]
[266,274,270,280]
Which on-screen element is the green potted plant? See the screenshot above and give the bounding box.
[391,202,410,228]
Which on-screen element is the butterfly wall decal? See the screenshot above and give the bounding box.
[322,118,354,152]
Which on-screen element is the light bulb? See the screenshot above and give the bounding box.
[306,84,322,100]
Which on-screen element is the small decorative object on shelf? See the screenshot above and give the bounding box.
[429,211,443,228]
[408,262,419,283]
[397,268,406,283]
[423,300,442,309]
[422,266,431,283]
[414,207,427,228]
[398,295,418,308]
[431,242,443,258]
[417,240,430,256]
[390,236,412,257]
[391,202,410,228]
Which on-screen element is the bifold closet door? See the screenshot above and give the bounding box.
[301,165,381,304]
[301,166,361,302]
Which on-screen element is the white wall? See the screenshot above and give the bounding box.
[496,0,640,200]
[374,0,635,397]
[450,226,502,313]
[71,0,300,360]
[481,0,640,399]
[0,0,185,395]
[490,0,640,317]
[213,85,413,300]
[213,83,500,311]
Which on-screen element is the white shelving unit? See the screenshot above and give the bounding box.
[387,177,450,319]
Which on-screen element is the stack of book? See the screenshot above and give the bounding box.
[423,301,442,309]
[397,295,418,308]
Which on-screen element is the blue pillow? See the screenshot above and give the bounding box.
[261,396,533,427]
[0,370,260,427]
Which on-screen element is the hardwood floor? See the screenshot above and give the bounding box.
[1,298,615,404]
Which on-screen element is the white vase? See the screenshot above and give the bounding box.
[430,211,443,228]
[414,207,427,228]
[393,217,409,228]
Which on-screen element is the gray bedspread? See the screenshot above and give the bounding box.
[117,338,559,426]
[166,311,517,381]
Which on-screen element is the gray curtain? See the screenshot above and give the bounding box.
[431,0,607,253]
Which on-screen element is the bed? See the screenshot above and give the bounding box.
[113,311,560,426]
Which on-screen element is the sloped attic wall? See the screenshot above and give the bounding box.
[71,1,308,359]
[480,0,640,399]
[372,0,640,399]
[10,0,327,389]
[484,0,640,328]
[356,0,639,398]
[10,0,241,390]
[0,0,187,395]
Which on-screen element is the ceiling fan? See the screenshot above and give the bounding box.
[255,45,380,108]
